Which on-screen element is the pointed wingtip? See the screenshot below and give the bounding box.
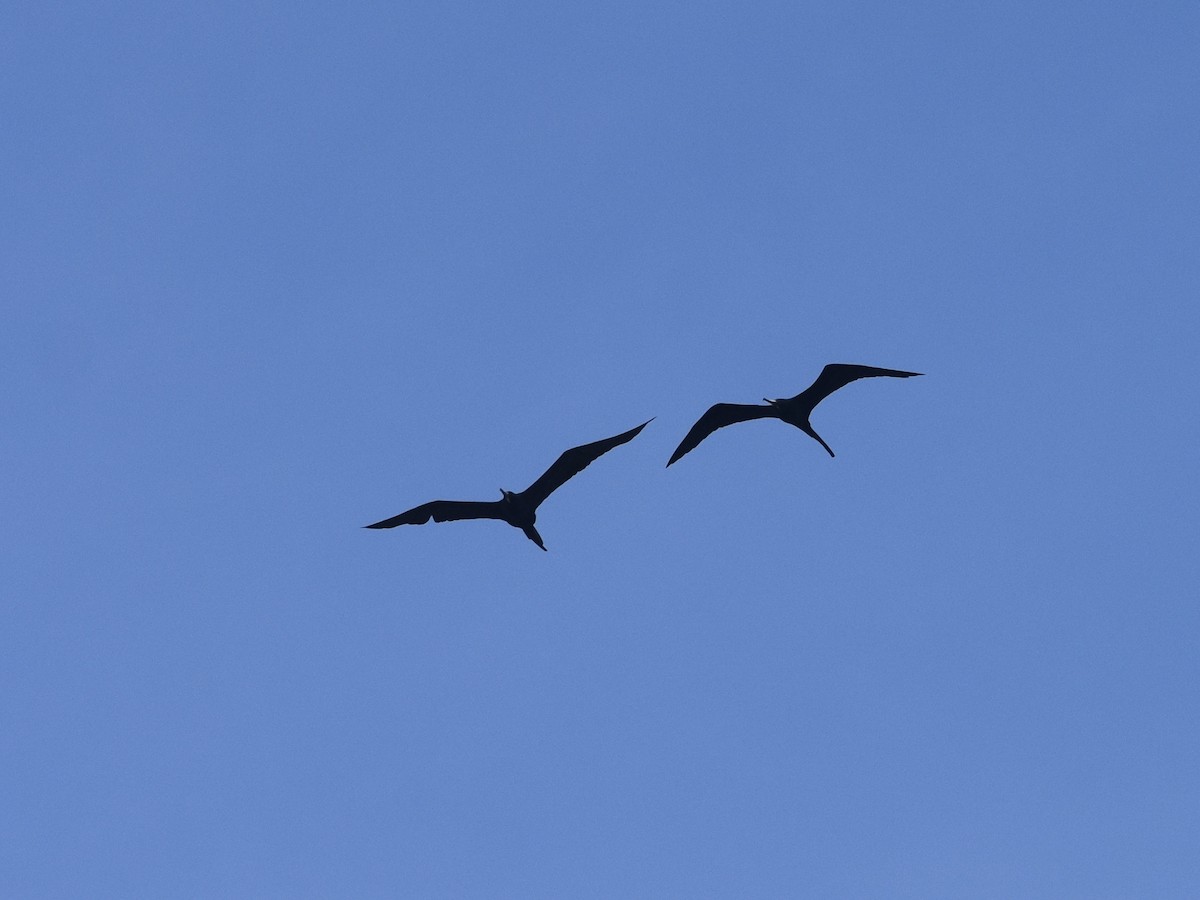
[613,419,653,443]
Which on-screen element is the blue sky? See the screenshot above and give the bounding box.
[3,2,1198,896]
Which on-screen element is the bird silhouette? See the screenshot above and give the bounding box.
[365,420,652,550]
[666,364,921,466]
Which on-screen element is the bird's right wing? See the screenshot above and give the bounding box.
[519,420,652,509]
[666,403,775,466]
[363,499,507,529]
[791,363,923,409]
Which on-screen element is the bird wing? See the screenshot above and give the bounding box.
[519,419,652,508]
[666,403,775,466]
[790,363,923,410]
[363,499,508,529]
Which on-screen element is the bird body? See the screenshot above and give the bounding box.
[365,420,651,550]
[667,364,921,466]
[497,489,544,550]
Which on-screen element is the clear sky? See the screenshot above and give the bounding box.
[3,2,1198,896]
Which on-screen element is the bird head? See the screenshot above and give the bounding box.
[500,489,516,502]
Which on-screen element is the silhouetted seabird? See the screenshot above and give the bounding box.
[366,420,652,550]
[667,364,921,466]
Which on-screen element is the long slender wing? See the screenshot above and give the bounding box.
[791,363,922,410]
[666,403,776,467]
[363,499,507,529]
[519,419,652,508]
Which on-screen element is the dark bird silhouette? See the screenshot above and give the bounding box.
[365,420,652,550]
[666,364,921,466]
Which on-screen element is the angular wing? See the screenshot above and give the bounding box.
[363,499,507,529]
[792,363,922,410]
[666,403,775,467]
[519,419,652,509]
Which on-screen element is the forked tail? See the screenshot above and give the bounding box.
[802,424,836,457]
[522,525,548,551]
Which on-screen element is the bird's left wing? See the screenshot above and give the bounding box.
[519,419,652,508]
[363,499,507,529]
[666,402,775,466]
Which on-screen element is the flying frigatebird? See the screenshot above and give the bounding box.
[666,363,921,466]
[365,420,652,550]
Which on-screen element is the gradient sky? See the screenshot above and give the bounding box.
[3,2,1198,896]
